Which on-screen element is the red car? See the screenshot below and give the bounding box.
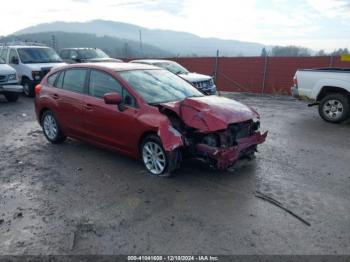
[34,63,267,177]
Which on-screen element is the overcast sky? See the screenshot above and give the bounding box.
[1,0,349,51]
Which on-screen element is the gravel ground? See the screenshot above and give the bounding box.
[0,93,349,255]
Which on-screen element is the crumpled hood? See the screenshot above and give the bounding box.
[160,96,259,132]
[179,72,212,83]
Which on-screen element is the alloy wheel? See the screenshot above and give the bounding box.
[23,82,30,96]
[43,114,58,140]
[322,99,344,121]
[142,141,166,175]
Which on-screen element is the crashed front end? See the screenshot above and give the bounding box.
[193,121,267,169]
[157,96,268,170]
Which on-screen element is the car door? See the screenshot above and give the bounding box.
[54,68,89,138]
[8,49,22,78]
[83,69,139,154]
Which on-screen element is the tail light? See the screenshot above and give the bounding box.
[35,84,42,94]
[293,76,298,87]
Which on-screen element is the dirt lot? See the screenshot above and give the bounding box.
[0,93,349,255]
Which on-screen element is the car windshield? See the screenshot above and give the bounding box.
[78,49,109,59]
[154,62,189,75]
[18,48,63,63]
[0,57,4,64]
[119,69,204,104]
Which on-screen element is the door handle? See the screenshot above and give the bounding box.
[84,104,93,110]
[52,94,59,100]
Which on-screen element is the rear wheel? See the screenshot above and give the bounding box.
[141,135,180,177]
[22,78,35,97]
[319,93,350,123]
[41,111,66,144]
[4,93,19,102]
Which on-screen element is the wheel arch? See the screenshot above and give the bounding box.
[317,86,350,102]
[38,107,51,125]
[138,131,159,155]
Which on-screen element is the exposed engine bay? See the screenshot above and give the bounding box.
[156,98,268,170]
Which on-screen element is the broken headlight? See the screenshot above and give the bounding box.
[202,134,219,147]
[252,117,260,131]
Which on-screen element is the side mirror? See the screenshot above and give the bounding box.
[103,92,122,105]
[11,57,19,64]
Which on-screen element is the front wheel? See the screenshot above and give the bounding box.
[319,93,350,123]
[141,135,180,177]
[22,78,35,97]
[41,111,66,144]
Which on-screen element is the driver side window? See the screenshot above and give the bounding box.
[9,49,19,64]
[88,70,137,107]
[69,50,78,59]
[89,70,122,98]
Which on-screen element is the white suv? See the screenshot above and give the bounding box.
[130,59,217,95]
[0,59,22,102]
[0,44,66,97]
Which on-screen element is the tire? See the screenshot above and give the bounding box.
[318,93,350,123]
[4,93,19,102]
[140,135,180,177]
[41,111,66,144]
[22,78,35,97]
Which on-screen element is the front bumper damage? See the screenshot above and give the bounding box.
[195,131,268,169]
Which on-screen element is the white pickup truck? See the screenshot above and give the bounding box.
[291,68,350,123]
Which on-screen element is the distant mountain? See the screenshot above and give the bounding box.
[1,31,172,59]
[14,20,267,56]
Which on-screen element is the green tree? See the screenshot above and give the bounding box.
[331,48,349,56]
[316,50,326,56]
[261,47,268,57]
[270,45,311,57]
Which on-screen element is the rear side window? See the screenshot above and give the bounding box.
[89,70,122,98]
[47,72,59,86]
[56,72,64,88]
[0,48,8,62]
[62,69,87,93]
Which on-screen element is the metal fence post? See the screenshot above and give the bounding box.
[261,54,268,94]
[214,50,220,95]
[329,55,334,67]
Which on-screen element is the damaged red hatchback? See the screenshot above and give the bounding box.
[34,63,267,176]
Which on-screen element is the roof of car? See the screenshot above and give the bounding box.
[130,59,175,65]
[3,46,51,49]
[60,48,101,50]
[59,62,161,72]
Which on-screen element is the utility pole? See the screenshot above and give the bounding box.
[124,42,129,59]
[262,51,269,95]
[214,50,220,96]
[51,35,57,51]
[139,30,143,58]
[329,55,334,68]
